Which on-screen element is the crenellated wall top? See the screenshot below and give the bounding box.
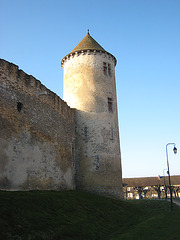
[0,58,74,119]
[61,50,117,68]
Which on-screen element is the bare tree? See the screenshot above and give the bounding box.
[152,185,162,199]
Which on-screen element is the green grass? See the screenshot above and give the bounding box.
[0,190,180,240]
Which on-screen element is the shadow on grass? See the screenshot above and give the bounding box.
[0,191,180,240]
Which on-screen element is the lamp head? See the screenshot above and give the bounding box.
[173,146,177,154]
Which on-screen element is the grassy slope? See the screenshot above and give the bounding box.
[0,190,180,240]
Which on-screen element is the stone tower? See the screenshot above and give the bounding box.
[61,30,123,198]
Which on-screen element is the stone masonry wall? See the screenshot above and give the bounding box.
[0,59,75,190]
[62,51,123,198]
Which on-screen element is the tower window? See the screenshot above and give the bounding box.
[108,98,113,112]
[94,155,100,170]
[110,126,114,140]
[17,102,23,112]
[108,64,111,76]
[103,62,111,76]
[84,126,88,142]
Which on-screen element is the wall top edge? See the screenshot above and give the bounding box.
[0,58,74,115]
[61,50,117,67]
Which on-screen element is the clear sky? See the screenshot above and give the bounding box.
[1,0,180,178]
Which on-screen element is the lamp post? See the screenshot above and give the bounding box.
[166,143,177,211]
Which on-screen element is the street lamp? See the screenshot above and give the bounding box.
[166,143,177,211]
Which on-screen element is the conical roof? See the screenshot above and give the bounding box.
[71,30,105,53]
[61,30,117,67]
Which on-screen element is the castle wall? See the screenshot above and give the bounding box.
[62,51,123,198]
[0,59,75,190]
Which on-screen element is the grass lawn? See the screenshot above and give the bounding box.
[0,190,180,240]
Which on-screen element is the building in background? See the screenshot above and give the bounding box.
[123,175,180,199]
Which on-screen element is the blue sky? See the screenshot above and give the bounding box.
[1,0,180,178]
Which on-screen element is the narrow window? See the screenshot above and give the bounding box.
[108,97,113,112]
[103,62,111,76]
[110,126,114,140]
[94,155,100,170]
[17,102,23,112]
[84,126,88,142]
[108,63,111,76]
[103,62,107,75]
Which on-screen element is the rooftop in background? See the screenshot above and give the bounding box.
[123,175,180,187]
